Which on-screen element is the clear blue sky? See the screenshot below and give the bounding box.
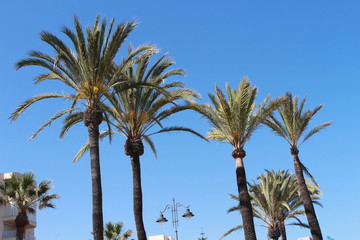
[1,1,359,239]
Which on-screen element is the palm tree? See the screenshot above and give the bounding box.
[0,172,59,240]
[10,16,154,240]
[263,93,332,240]
[104,222,132,240]
[250,170,321,240]
[222,170,321,240]
[73,52,204,240]
[192,78,278,240]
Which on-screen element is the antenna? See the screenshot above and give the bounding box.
[198,228,207,240]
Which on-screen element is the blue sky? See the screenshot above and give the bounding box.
[1,1,359,239]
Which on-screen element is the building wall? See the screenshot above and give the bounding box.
[0,173,5,239]
[149,234,176,240]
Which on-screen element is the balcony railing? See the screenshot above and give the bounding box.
[2,204,36,222]
[2,230,16,238]
[3,230,36,240]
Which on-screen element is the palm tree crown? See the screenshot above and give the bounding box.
[74,51,203,160]
[104,222,132,240]
[11,15,154,138]
[108,52,202,155]
[264,93,332,149]
[204,78,274,150]
[0,172,59,212]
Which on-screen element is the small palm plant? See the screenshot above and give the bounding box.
[192,78,279,240]
[0,172,59,240]
[222,170,321,240]
[263,93,332,240]
[104,222,132,240]
[73,51,204,240]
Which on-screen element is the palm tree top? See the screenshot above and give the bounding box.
[264,93,332,148]
[72,51,205,162]
[14,15,141,104]
[10,15,156,140]
[104,221,132,240]
[0,172,60,214]
[106,52,199,137]
[198,78,278,149]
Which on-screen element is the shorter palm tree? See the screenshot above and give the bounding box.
[104,222,132,240]
[222,170,321,240]
[0,172,59,240]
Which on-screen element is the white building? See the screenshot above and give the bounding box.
[0,172,36,240]
[149,235,175,240]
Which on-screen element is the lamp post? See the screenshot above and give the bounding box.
[156,198,195,240]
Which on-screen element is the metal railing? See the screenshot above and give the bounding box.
[2,204,37,222]
[3,230,16,238]
[3,230,36,240]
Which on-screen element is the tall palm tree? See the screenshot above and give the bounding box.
[104,222,132,240]
[10,16,154,240]
[192,78,278,240]
[0,172,59,240]
[73,52,204,240]
[222,170,321,240]
[263,93,332,240]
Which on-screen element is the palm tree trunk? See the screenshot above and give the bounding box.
[291,148,322,240]
[15,211,29,240]
[279,220,286,240]
[233,149,257,240]
[130,154,147,240]
[84,105,104,240]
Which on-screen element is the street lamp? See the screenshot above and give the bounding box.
[156,198,195,240]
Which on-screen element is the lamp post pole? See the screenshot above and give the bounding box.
[156,198,195,240]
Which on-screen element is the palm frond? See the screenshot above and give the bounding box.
[10,93,66,122]
[142,135,157,159]
[60,111,84,138]
[300,121,333,145]
[73,130,115,163]
[148,126,206,141]
[220,225,243,239]
[299,161,319,187]
[29,108,76,140]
